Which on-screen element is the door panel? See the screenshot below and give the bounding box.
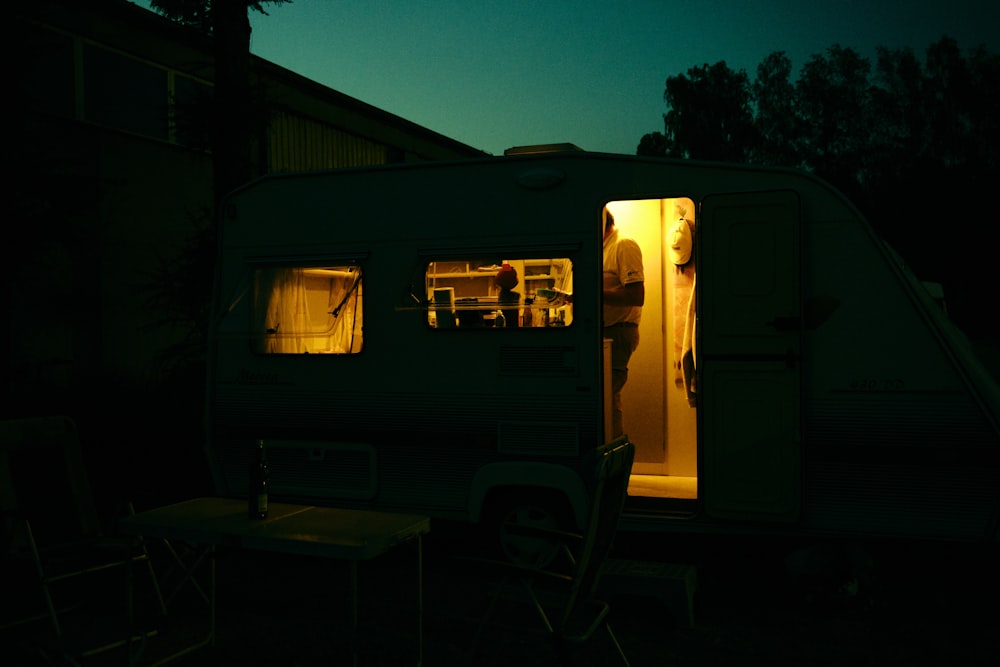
[701,362,800,520]
[701,191,802,357]
[700,191,801,522]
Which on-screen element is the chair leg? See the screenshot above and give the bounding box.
[604,623,631,666]
[127,502,168,617]
[132,541,168,618]
[23,519,64,638]
[520,578,556,633]
[17,516,168,664]
[469,579,503,660]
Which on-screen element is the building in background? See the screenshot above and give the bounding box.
[8,1,485,501]
[10,0,484,407]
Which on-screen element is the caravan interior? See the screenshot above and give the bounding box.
[603,199,699,505]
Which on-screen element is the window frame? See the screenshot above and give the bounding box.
[248,258,366,355]
[420,250,576,330]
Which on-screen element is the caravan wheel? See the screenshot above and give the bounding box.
[484,488,574,568]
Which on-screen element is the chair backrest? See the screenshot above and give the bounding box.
[0,416,102,548]
[559,437,635,630]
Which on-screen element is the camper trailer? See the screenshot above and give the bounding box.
[206,151,1000,550]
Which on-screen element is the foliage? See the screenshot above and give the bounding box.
[751,52,801,167]
[659,61,756,162]
[140,208,216,382]
[149,0,292,34]
[639,37,1000,338]
[143,0,291,385]
[640,36,1000,186]
[150,0,292,207]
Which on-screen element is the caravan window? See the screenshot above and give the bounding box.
[425,258,573,329]
[252,265,363,354]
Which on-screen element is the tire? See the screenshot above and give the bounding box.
[482,487,575,568]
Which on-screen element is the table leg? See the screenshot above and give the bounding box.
[209,544,216,647]
[351,559,359,667]
[417,535,424,667]
[347,538,422,666]
[161,540,211,607]
[142,542,215,665]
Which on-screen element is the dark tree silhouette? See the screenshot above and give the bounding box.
[640,37,1000,339]
[642,61,756,162]
[784,44,878,216]
[637,130,669,157]
[751,52,800,167]
[866,46,925,189]
[139,1,290,390]
[150,0,291,209]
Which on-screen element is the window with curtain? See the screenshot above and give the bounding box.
[252,265,363,354]
[425,257,573,329]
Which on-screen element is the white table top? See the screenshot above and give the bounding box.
[120,497,430,560]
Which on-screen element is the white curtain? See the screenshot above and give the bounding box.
[254,268,311,353]
[253,268,362,354]
[324,270,362,353]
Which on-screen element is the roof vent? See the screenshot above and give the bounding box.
[504,143,584,156]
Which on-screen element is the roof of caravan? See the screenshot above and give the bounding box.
[230,150,845,197]
[225,150,865,225]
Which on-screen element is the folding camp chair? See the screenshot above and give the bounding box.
[0,415,165,663]
[457,438,635,666]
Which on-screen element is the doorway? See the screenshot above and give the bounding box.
[605,198,698,502]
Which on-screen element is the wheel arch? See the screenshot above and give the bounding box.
[467,461,589,528]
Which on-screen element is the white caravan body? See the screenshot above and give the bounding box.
[206,152,1000,543]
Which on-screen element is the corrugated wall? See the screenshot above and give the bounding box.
[268,110,388,172]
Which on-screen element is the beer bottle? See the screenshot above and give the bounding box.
[248,439,270,519]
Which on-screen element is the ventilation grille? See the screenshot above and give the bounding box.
[803,461,996,540]
[499,346,578,376]
[213,388,599,436]
[377,449,484,513]
[802,396,999,540]
[498,421,579,457]
[805,396,994,447]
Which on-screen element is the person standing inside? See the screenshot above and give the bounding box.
[494,262,521,327]
[602,209,644,439]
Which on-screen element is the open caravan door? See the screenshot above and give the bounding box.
[699,190,802,522]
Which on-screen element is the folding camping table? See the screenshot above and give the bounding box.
[119,497,430,666]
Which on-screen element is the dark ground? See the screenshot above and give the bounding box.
[4,522,998,666]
